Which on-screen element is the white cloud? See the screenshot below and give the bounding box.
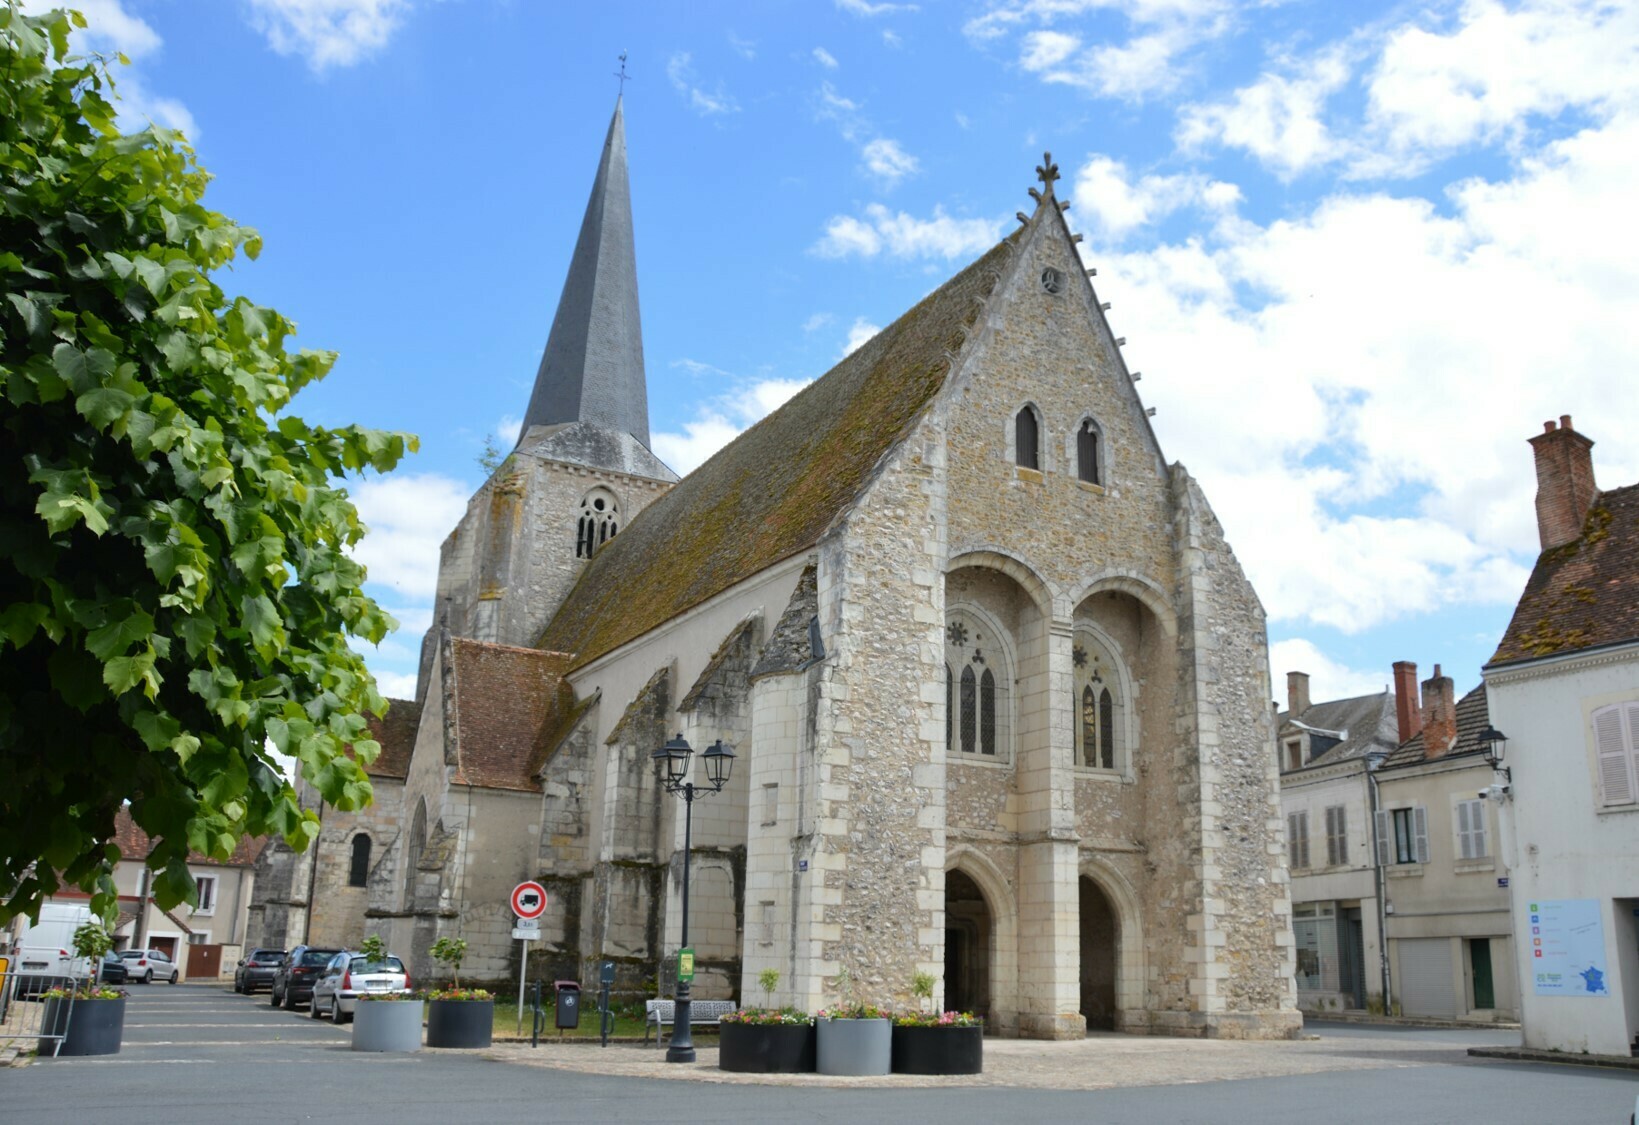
[350,473,471,599]
[652,378,813,475]
[972,0,1236,101]
[1080,113,1639,633]
[813,46,839,69]
[1071,155,1240,241]
[38,1,198,137]
[369,670,419,699]
[497,415,522,445]
[1362,0,1639,171]
[667,52,740,116]
[1176,48,1351,177]
[672,358,734,378]
[837,0,919,15]
[803,312,835,333]
[245,0,409,71]
[1269,639,1387,704]
[841,318,881,357]
[861,138,919,186]
[72,0,162,57]
[882,29,903,47]
[728,32,756,60]
[813,203,1003,261]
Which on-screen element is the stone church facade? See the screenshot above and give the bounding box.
[250,102,1300,1039]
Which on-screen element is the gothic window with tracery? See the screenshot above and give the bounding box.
[1073,632,1127,771]
[576,488,620,558]
[945,608,1011,760]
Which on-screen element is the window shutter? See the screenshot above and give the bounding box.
[1374,809,1391,867]
[1287,814,1299,868]
[1456,801,1473,860]
[1412,805,1430,864]
[1473,803,1488,858]
[1595,705,1633,806]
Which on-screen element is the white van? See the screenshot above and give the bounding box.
[11,903,93,988]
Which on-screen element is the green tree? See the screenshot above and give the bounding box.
[0,5,414,924]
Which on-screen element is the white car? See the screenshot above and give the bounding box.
[309,950,411,1022]
[120,948,179,984]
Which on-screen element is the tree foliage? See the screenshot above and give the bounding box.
[0,6,414,924]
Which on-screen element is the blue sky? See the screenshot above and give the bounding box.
[66,0,1639,708]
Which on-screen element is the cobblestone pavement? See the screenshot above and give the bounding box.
[483,1026,1517,1089]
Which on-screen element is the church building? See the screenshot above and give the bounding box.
[251,98,1301,1040]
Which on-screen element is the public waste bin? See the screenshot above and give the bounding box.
[555,981,581,1029]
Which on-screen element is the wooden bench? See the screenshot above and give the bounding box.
[643,999,738,1045]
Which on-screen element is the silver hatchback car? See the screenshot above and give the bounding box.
[309,950,410,1022]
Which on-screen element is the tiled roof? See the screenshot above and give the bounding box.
[112,807,265,867]
[1276,690,1397,770]
[1382,683,1491,770]
[358,698,420,781]
[1490,483,1639,667]
[539,232,1020,668]
[448,637,576,792]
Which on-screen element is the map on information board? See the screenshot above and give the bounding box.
[1529,898,1609,996]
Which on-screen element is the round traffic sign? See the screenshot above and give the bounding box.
[511,881,548,920]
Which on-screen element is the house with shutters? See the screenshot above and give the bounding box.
[1482,415,1639,1055]
[1274,671,1397,1014]
[1372,668,1517,1022]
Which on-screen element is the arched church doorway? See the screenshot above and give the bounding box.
[1080,876,1119,1030]
[945,870,991,1021]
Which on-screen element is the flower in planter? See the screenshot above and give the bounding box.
[721,1006,814,1026]
[893,1009,981,1028]
[41,984,126,1001]
[816,1002,887,1021]
[416,986,493,1002]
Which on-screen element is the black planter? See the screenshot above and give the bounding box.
[891,1024,983,1075]
[425,998,493,1048]
[40,996,125,1057]
[718,1021,816,1073]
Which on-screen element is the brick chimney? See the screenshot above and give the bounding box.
[1393,661,1422,745]
[1420,664,1457,759]
[1529,415,1598,550]
[1287,671,1311,717]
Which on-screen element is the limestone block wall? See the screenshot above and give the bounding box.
[306,779,406,950]
[804,421,948,1013]
[741,669,813,1009]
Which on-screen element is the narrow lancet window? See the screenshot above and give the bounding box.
[1099,687,1115,769]
[980,670,997,755]
[1016,407,1039,470]
[1078,420,1100,484]
[960,666,977,755]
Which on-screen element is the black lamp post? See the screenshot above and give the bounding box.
[1478,724,1510,784]
[651,734,735,1063]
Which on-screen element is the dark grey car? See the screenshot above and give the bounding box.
[269,945,341,1010]
[233,947,286,994]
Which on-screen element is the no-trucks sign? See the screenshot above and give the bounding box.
[511,881,548,921]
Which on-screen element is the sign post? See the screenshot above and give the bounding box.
[510,881,549,1036]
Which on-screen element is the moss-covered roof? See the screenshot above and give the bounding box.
[539,233,1019,668]
[447,638,575,792]
[1490,483,1639,667]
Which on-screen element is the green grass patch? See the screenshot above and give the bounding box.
[490,1000,655,1040]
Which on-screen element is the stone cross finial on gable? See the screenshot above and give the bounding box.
[1036,151,1060,193]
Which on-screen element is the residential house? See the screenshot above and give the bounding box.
[1483,415,1639,1054]
[1276,671,1398,1013]
[1374,666,1517,1021]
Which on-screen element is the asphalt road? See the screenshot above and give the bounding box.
[4,986,1636,1125]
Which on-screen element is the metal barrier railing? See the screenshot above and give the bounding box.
[0,971,83,1058]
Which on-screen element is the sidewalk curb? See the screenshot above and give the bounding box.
[1468,1046,1639,1071]
[1308,1014,1521,1031]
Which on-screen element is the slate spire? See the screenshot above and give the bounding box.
[520,97,649,445]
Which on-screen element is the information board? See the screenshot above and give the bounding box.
[1529,898,1609,996]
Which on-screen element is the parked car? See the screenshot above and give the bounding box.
[233,948,286,994]
[119,948,179,984]
[98,953,128,985]
[309,949,411,1023]
[270,945,342,1010]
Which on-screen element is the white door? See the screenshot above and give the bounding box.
[1398,938,1456,1018]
